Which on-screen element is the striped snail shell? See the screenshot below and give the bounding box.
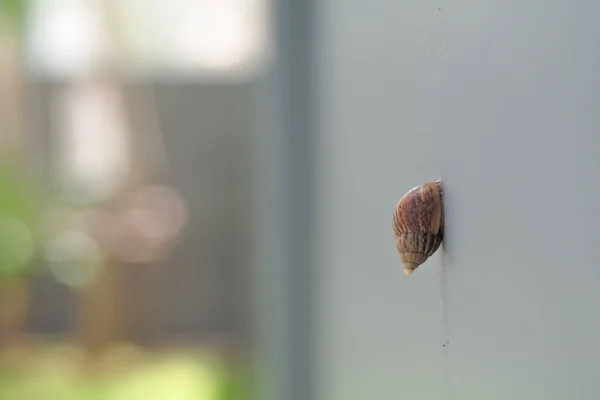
[392,180,444,276]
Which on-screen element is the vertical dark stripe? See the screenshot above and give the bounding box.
[254,0,317,399]
[281,0,317,398]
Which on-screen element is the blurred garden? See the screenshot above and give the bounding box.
[0,1,262,398]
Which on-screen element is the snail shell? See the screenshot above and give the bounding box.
[392,180,444,276]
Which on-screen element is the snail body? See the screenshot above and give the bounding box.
[392,180,444,275]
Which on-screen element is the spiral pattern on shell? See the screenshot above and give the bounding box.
[392,180,444,275]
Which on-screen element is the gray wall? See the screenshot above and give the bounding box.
[316,1,600,399]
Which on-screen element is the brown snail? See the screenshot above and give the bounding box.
[392,180,444,276]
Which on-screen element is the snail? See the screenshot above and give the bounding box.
[392,180,444,276]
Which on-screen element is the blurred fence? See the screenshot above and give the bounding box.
[24,80,254,346]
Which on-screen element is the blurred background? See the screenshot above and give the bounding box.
[0,0,271,398]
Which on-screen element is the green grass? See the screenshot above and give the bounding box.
[0,344,251,400]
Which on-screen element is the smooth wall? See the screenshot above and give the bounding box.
[317,1,600,399]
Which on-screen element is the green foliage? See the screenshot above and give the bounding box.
[0,347,253,400]
[218,362,254,400]
[0,162,38,276]
[0,0,28,29]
